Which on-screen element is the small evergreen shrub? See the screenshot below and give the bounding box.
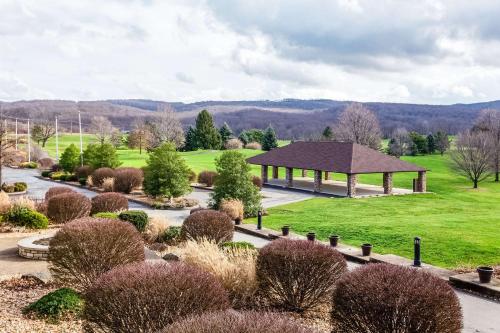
[91,168,115,187]
[20,161,38,168]
[257,239,347,312]
[119,210,148,232]
[114,167,143,193]
[90,192,128,215]
[13,182,28,192]
[221,241,256,250]
[331,264,462,333]
[45,186,75,200]
[84,262,230,333]
[49,171,68,180]
[181,210,234,243]
[78,177,87,186]
[51,164,62,172]
[48,218,145,291]
[161,226,182,245]
[92,212,119,219]
[23,288,83,321]
[198,170,218,187]
[47,193,91,223]
[59,144,81,172]
[41,170,51,177]
[5,206,48,229]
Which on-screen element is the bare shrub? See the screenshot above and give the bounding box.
[162,310,318,333]
[47,193,91,223]
[44,186,75,200]
[90,192,128,215]
[257,239,347,312]
[84,262,230,333]
[101,177,115,192]
[0,191,11,214]
[91,168,115,187]
[224,138,243,150]
[252,175,263,189]
[219,199,244,221]
[75,165,93,179]
[198,170,218,187]
[331,263,462,333]
[181,210,233,243]
[143,216,170,243]
[173,239,257,308]
[245,142,262,150]
[114,167,143,193]
[37,157,54,169]
[48,218,145,291]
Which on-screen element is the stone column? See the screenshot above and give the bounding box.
[302,169,308,177]
[314,170,322,192]
[324,171,330,181]
[416,171,426,192]
[285,167,294,187]
[261,165,268,184]
[272,166,279,179]
[347,173,357,197]
[383,172,393,195]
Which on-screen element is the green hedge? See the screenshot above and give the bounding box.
[23,288,83,322]
[92,212,119,219]
[5,207,48,229]
[119,210,149,232]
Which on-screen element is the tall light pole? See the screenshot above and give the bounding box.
[15,118,18,151]
[78,111,83,166]
[55,116,59,162]
[27,119,31,163]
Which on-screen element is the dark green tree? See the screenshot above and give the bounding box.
[262,125,278,151]
[427,134,436,154]
[183,126,198,151]
[238,129,264,145]
[219,122,233,146]
[409,132,428,155]
[195,110,221,149]
[210,151,262,216]
[83,143,122,169]
[60,144,80,172]
[322,126,333,140]
[143,142,192,199]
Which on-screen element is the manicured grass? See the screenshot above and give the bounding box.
[248,154,500,269]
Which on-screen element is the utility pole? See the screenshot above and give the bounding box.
[78,111,83,166]
[55,116,59,162]
[27,119,31,163]
[15,118,18,150]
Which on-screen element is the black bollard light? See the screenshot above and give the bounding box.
[413,237,421,267]
[257,210,262,230]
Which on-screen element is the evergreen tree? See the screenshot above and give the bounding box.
[262,125,279,151]
[143,142,192,199]
[426,134,436,154]
[60,144,81,172]
[195,110,221,149]
[83,143,122,169]
[322,126,333,140]
[183,126,198,151]
[219,122,233,146]
[409,132,428,155]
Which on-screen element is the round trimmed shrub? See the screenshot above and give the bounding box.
[45,186,75,200]
[48,218,145,291]
[23,288,83,321]
[331,263,462,333]
[118,210,148,232]
[114,167,143,194]
[75,165,93,179]
[162,310,317,333]
[257,239,347,312]
[91,167,115,187]
[47,192,91,223]
[181,210,233,243]
[252,176,263,189]
[198,170,218,187]
[90,192,128,215]
[14,182,28,192]
[84,262,230,333]
[37,157,55,169]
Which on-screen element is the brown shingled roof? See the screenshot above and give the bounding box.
[246,141,426,174]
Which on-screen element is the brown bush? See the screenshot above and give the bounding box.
[48,218,145,291]
[84,262,230,333]
[190,207,207,215]
[37,157,54,169]
[47,193,91,223]
[101,177,115,192]
[162,310,318,333]
[197,170,218,187]
[252,176,263,189]
[113,167,143,193]
[219,199,244,221]
[256,239,347,312]
[90,192,129,215]
[91,168,115,187]
[181,210,233,243]
[44,186,76,200]
[224,138,243,150]
[75,165,93,179]
[245,142,262,150]
[331,263,462,333]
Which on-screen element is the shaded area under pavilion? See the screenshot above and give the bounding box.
[246,141,427,198]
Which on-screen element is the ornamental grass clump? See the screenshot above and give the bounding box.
[0,191,10,214]
[91,167,115,187]
[101,177,115,192]
[181,210,233,243]
[84,262,230,333]
[331,263,462,333]
[256,239,347,312]
[47,192,91,223]
[113,167,143,193]
[90,192,128,215]
[44,186,75,200]
[48,218,145,291]
[219,199,244,221]
[162,310,318,333]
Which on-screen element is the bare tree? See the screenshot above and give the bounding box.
[128,119,151,154]
[31,110,56,147]
[89,116,119,145]
[450,130,492,188]
[387,127,410,158]
[474,109,500,181]
[146,105,184,149]
[333,103,382,149]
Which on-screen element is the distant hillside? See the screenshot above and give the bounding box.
[1,98,499,138]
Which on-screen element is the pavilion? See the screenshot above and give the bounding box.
[246,141,427,198]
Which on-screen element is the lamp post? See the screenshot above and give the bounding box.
[257,210,262,230]
[413,237,421,267]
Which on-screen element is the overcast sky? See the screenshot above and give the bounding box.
[1,0,500,104]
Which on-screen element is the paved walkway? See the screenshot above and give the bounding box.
[0,167,499,332]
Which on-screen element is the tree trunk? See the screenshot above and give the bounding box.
[473,180,478,189]
[42,139,47,147]
[496,171,499,182]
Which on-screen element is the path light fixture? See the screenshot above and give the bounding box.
[257,210,262,230]
[281,225,290,236]
[413,237,422,267]
[307,232,316,241]
[329,235,340,247]
[234,217,241,225]
[361,243,373,256]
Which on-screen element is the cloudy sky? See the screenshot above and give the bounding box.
[1,0,500,104]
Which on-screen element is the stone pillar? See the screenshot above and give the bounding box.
[416,171,426,192]
[285,167,293,187]
[314,170,322,192]
[324,171,330,181]
[272,166,279,179]
[302,169,308,177]
[261,165,268,184]
[347,173,357,197]
[383,172,393,195]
